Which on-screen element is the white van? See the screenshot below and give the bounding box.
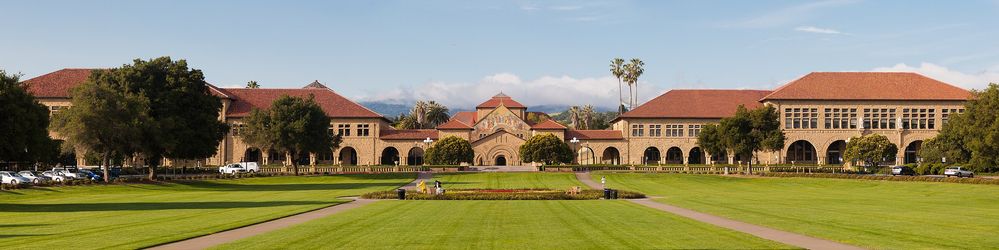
[218,162,260,174]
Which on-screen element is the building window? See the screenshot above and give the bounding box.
[824,108,857,129]
[942,108,963,125]
[664,124,683,137]
[902,108,936,130]
[356,124,370,136]
[631,124,644,137]
[785,108,818,129]
[862,108,896,129]
[688,124,701,137]
[648,124,662,137]
[337,124,351,136]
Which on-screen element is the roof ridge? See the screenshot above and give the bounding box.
[760,72,812,101]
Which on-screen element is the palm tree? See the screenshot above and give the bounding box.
[411,101,428,129]
[609,58,626,114]
[425,101,450,127]
[624,58,645,109]
[568,106,581,129]
[246,81,260,88]
[582,105,595,129]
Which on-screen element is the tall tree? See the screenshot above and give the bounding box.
[97,57,229,180]
[0,70,57,167]
[425,136,474,165]
[568,106,581,129]
[581,105,595,130]
[623,58,645,109]
[246,81,260,88]
[519,134,573,165]
[50,79,149,182]
[424,101,450,128]
[397,100,450,129]
[241,95,339,175]
[609,58,627,114]
[697,105,785,173]
[844,134,898,173]
[923,83,999,172]
[412,101,428,128]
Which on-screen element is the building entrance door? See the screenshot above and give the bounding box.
[495,155,507,166]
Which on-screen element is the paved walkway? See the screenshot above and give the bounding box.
[574,172,864,250]
[148,197,376,250]
[402,171,433,190]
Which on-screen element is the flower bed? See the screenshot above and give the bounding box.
[361,188,646,200]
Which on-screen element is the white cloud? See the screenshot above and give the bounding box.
[520,4,539,11]
[794,26,845,35]
[357,73,664,110]
[728,0,859,28]
[872,62,999,90]
[550,5,582,11]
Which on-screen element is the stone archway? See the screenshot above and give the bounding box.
[688,147,705,165]
[577,147,596,165]
[380,147,400,166]
[710,151,728,164]
[787,140,817,164]
[904,140,923,164]
[339,147,357,166]
[665,147,683,164]
[407,147,425,166]
[495,155,507,166]
[643,147,661,165]
[602,147,621,165]
[243,147,262,162]
[826,140,847,165]
[486,146,517,166]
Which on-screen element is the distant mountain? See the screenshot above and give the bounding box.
[360,101,615,118]
[359,101,411,117]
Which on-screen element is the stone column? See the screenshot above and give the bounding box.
[309,153,316,166]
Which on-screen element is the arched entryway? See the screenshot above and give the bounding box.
[380,147,400,165]
[268,150,287,165]
[339,147,357,166]
[643,147,661,165]
[904,141,923,164]
[495,155,507,166]
[407,147,425,166]
[688,147,705,165]
[296,151,310,166]
[577,147,595,165]
[786,140,817,164]
[602,147,621,165]
[710,151,728,164]
[244,148,262,162]
[665,147,683,164]
[317,150,334,164]
[826,140,847,165]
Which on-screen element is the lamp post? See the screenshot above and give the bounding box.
[422,137,434,166]
[570,137,580,164]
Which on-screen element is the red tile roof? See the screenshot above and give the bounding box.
[566,130,624,140]
[617,89,771,120]
[23,68,96,98]
[476,92,526,109]
[379,129,438,140]
[23,68,233,99]
[436,118,473,129]
[222,88,385,119]
[530,119,567,130]
[451,111,477,125]
[762,72,973,101]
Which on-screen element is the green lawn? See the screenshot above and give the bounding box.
[214,200,791,249]
[432,172,584,189]
[595,173,999,249]
[0,174,414,249]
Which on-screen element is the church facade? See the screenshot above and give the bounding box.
[24,69,971,167]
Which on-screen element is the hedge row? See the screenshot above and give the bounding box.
[361,188,646,200]
[761,172,999,185]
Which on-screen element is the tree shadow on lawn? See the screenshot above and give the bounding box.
[0,234,54,239]
[0,200,334,212]
[171,181,407,191]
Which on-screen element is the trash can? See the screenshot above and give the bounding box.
[603,188,611,200]
[397,188,406,200]
[611,189,618,199]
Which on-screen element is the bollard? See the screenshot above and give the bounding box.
[397,188,406,200]
[603,188,611,200]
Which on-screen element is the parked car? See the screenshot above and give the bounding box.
[891,166,916,176]
[17,171,52,184]
[944,167,974,178]
[0,171,32,185]
[78,169,103,181]
[218,162,259,174]
[42,171,68,182]
[52,167,86,180]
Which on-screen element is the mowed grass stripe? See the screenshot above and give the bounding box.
[213,200,792,249]
[432,172,585,189]
[596,173,999,249]
[0,174,415,249]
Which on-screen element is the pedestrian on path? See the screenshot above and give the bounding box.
[601,176,606,189]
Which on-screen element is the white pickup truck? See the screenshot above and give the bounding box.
[218,162,260,174]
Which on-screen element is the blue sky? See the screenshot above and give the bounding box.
[3,0,999,109]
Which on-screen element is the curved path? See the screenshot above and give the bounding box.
[574,172,864,250]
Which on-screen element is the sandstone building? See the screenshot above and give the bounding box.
[24,69,971,167]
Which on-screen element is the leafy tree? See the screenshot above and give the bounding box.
[51,79,149,182]
[918,132,969,166]
[526,112,549,124]
[623,58,645,109]
[844,134,898,173]
[609,58,626,114]
[241,95,339,175]
[425,136,473,165]
[950,83,999,172]
[397,100,450,129]
[697,105,784,173]
[519,134,573,165]
[246,80,260,88]
[96,57,229,180]
[1,70,58,167]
